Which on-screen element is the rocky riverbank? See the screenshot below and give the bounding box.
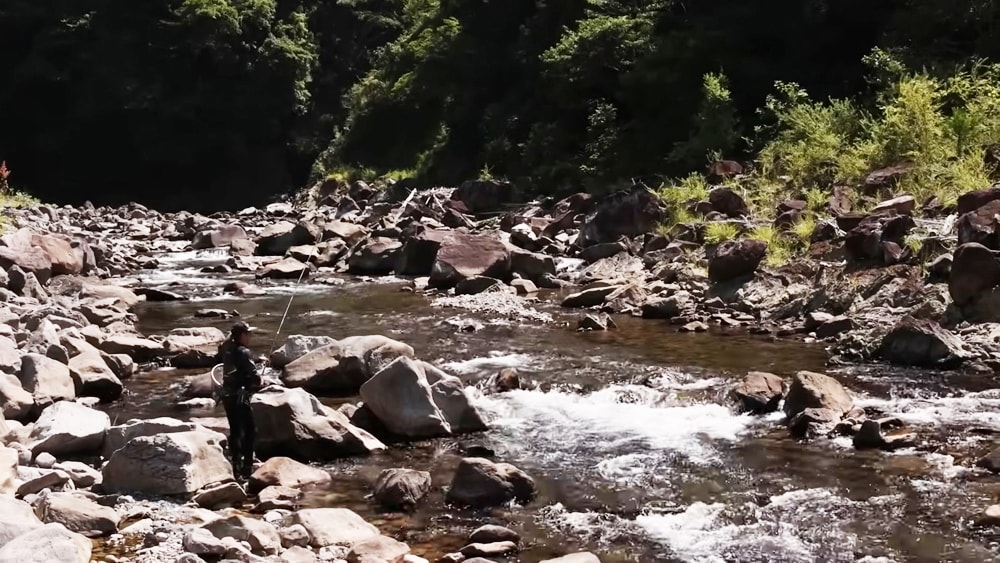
[1,171,1000,561]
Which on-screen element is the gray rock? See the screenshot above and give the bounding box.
[101,431,233,497]
[372,468,431,511]
[0,522,91,562]
[36,491,120,538]
[27,401,109,457]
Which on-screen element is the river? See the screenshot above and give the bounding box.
[115,249,1000,562]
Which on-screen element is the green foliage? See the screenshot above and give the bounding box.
[755,61,1000,208]
[657,173,709,230]
[704,221,739,245]
[669,72,740,169]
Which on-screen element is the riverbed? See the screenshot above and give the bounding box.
[116,249,1000,562]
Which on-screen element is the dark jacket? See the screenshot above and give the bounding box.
[219,339,261,393]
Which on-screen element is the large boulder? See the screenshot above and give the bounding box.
[255,221,320,256]
[372,468,432,511]
[957,199,1000,250]
[0,496,43,548]
[35,492,120,538]
[192,225,248,250]
[287,508,380,548]
[445,457,536,508]
[101,417,225,459]
[19,354,75,410]
[0,446,17,496]
[730,372,785,414]
[708,239,767,282]
[347,238,403,275]
[451,179,516,213]
[163,327,226,369]
[269,335,336,369]
[203,515,281,556]
[251,386,386,462]
[67,351,123,402]
[247,456,332,495]
[282,336,414,395]
[0,523,91,563]
[782,371,854,422]
[844,212,915,264]
[27,401,109,457]
[578,186,665,247]
[101,430,233,496]
[257,258,313,280]
[98,334,164,362]
[949,242,1000,305]
[359,357,451,438]
[429,232,511,289]
[877,317,969,368]
[0,373,33,421]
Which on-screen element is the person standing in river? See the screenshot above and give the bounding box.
[218,321,263,480]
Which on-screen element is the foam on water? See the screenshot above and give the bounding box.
[441,352,535,376]
[634,488,897,563]
[475,384,755,467]
[857,391,1000,431]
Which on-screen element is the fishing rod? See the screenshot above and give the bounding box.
[212,237,319,390]
[267,237,320,357]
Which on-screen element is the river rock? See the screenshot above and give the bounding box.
[0,523,91,562]
[782,371,853,421]
[282,336,415,395]
[27,401,110,457]
[445,457,536,508]
[101,430,233,496]
[251,386,386,461]
[708,239,767,282]
[258,257,312,280]
[731,372,785,414]
[35,491,120,537]
[469,525,519,545]
[0,245,53,286]
[287,508,380,548]
[561,285,619,308]
[541,553,602,563]
[950,242,1000,305]
[98,334,165,362]
[255,485,301,512]
[255,221,319,257]
[67,351,123,402]
[247,456,332,495]
[422,361,488,432]
[348,237,403,275]
[51,461,101,488]
[192,480,248,509]
[346,535,410,563]
[203,514,281,555]
[192,225,248,250]
[429,232,511,289]
[957,199,1000,250]
[15,467,71,497]
[577,186,665,247]
[372,468,432,511]
[0,338,20,376]
[461,541,518,558]
[19,353,75,410]
[877,317,968,368]
[0,446,17,495]
[183,527,226,556]
[101,417,222,459]
[269,335,336,369]
[163,327,226,369]
[359,357,451,438]
[0,496,43,547]
[0,373,33,420]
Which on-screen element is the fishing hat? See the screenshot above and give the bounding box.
[230,321,254,336]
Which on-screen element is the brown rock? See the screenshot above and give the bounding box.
[731,372,785,414]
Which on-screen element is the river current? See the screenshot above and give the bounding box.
[115,249,1000,562]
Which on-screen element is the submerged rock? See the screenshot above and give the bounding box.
[445,457,536,508]
[730,372,785,414]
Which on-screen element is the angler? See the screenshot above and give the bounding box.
[217,321,263,480]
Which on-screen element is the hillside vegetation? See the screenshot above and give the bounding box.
[0,0,997,210]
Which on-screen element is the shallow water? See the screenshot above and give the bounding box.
[118,250,1000,562]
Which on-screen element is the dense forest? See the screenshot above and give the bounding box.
[0,0,997,211]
